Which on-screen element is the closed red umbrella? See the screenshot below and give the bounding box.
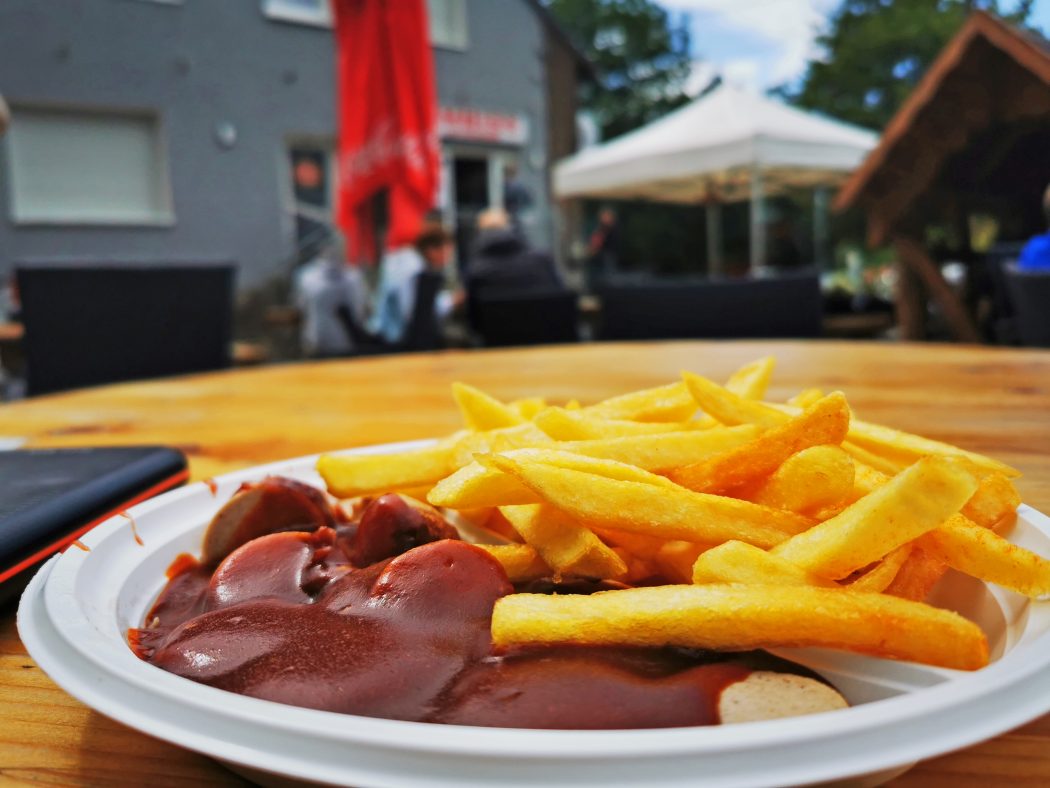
[333,0,440,262]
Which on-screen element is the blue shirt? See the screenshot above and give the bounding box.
[369,247,425,343]
[1019,231,1050,271]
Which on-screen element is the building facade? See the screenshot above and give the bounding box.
[0,0,584,304]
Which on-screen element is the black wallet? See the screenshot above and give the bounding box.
[0,446,188,596]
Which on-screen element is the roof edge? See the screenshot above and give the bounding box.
[523,0,597,81]
[834,11,1050,214]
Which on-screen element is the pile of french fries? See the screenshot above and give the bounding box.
[317,358,1047,672]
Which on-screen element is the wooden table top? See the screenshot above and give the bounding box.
[1,340,1048,786]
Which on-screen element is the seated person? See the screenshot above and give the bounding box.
[465,209,564,330]
[767,219,804,270]
[293,229,369,358]
[369,223,460,344]
[1019,184,1050,271]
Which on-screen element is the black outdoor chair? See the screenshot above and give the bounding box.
[16,263,235,397]
[1003,264,1050,347]
[980,243,1025,343]
[597,271,823,340]
[473,288,579,347]
[339,270,445,356]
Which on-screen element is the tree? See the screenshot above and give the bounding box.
[545,0,694,140]
[786,0,1034,130]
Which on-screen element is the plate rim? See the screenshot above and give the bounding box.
[18,441,1050,786]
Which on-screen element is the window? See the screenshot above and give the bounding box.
[261,0,467,48]
[6,107,173,225]
[262,0,332,27]
[428,0,468,50]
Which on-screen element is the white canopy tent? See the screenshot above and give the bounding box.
[553,83,878,271]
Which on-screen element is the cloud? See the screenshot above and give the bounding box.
[663,0,838,86]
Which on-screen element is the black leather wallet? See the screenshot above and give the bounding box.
[0,446,188,598]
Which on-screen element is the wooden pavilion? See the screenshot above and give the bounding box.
[835,12,1050,341]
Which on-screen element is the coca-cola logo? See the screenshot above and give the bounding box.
[341,120,439,183]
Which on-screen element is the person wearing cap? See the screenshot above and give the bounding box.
[1018,184,1050,271]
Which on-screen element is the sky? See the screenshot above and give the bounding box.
[658,0,1050,93]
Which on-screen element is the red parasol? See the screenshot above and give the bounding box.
[332,0,441,263]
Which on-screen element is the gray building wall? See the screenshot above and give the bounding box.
[433,0,549,248]
[0,0,553,295]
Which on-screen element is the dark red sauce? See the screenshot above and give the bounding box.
[119,511,144,546]
[129,487,808,729]
[164,553,200,580]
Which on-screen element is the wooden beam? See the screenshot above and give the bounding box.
[894,235,981,343]
[894,258,926,341]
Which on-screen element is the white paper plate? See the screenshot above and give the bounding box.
[17,441,1050,788]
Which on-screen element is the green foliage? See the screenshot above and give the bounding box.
[785,0,1034,130]
[545,0,694,139]
[547,0,700,273]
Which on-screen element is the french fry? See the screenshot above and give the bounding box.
[428,427,759,509]
[844,419,1020,479]
[500,504,627,579]
[585,382,697,422]
[453,507,523,543]
[961,472,1022,531]
[669,393,850,494]
[429,460,538,508]
[724,356,776,400]
[850,464,1020,532]
[491,585,989,670]
[883,547,948,602]
[510,397,547,420]
[593,528,668,560]
[323,366,1042,678]
[691,541,837,588]
[557,427,761,471]
[318,440,459,498]
[738,445,855,518]
[682,372,788,428]
[771,456,979,579]
[849,461,891,499]
[842,440,909,475]
[431,447,682,509]
[490,457,811,548]
[450,422,552,467]
[503,450,683,487]
[475,543,550,583]
[619,553,661,584]
[843,545,913,593]
[452,382,525,430]
[532,407,689,440]
[686,371,1020,479]
[787,388,825,408]
[920,514,1050,598]
[654,540,710,584]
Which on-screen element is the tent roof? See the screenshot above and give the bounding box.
[553,83,878,204]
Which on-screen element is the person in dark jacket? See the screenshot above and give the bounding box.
[465,209,564,332]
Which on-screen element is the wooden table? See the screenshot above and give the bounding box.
[0,341,1048,786]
